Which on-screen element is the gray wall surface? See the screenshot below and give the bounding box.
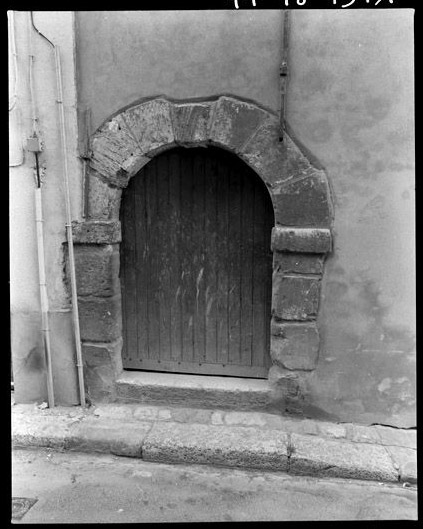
[72,9,415,427]
[10,11,81,405]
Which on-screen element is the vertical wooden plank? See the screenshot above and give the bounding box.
[251,177,271,367]
[191,151,206,364]
[204,153,218,364]
[180,150,195,363]
[134,172,149,360]
[156,154,172,361]
[168,150,182,362]
[120,189,127,361]
[263,188,274,369]
[215,153,229,366]
[227,158,242,366]
[121,181,138,362]
[145,161,161,362]
[240,165,254,367]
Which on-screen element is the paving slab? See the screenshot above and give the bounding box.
[289,433,399,482]
[384,445,417,484]
[374,425,417,449]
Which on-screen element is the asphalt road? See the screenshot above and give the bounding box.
[12,447,417,523]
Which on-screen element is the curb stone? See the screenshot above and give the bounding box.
[142,422,289,471]
[12,401,415,484]
[288,433,398,482]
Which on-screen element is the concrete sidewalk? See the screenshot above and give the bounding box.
[11,395,417,485]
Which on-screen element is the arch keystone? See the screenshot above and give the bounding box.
[171,101,215,145]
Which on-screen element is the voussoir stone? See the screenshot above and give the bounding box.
[209,97,268,153]
[120,98,175,156]
[89,113,143,185]
[273,173,333,227]
[239,116,288,187]
[172,102,215,144]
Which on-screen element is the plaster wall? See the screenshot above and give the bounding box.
[287,10,415,427]
[74,10,414,426]
[9,11,81,404]
[74,10,283,132]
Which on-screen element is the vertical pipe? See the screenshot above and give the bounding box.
[54,44,86,407]
[35,186,55,407]
[27,12,55,407]
[29,12,86,407]
[279,10,291,142]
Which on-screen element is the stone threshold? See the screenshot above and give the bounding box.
[115,370,274,411]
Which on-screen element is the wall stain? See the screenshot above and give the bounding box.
[24,346,45,372]
[303,118,334,144]
[318,264,416,418]
[364,95,392,122]
[299,68,333,98]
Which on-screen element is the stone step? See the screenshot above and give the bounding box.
[115,371,274,411]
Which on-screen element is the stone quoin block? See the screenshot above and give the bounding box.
[270,321,320,371]
[78,295,122,342]
[273,173,333,227]
[209,97,268,153]
[267,364,309,415]
[272,274,321,321]
[72,220,122,245]
[72,244,120,297]
[273,252,325,275]
[89,113,144,186]
[271,227,332,254]
[82,340,123,400]
[171,102,215,145]
[120,98,175,156]
[268,364,301,396]
[87,172,123,220]
[83,339,123,370]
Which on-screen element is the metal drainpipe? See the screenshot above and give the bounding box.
[27,12,55,408]
[279,9,291,142]
[30,12,86,407]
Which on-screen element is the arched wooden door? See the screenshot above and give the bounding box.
[120,147,273,378]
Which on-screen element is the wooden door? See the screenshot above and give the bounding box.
[120,147,273,378]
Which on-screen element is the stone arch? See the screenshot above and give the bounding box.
[71,96,333,402]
